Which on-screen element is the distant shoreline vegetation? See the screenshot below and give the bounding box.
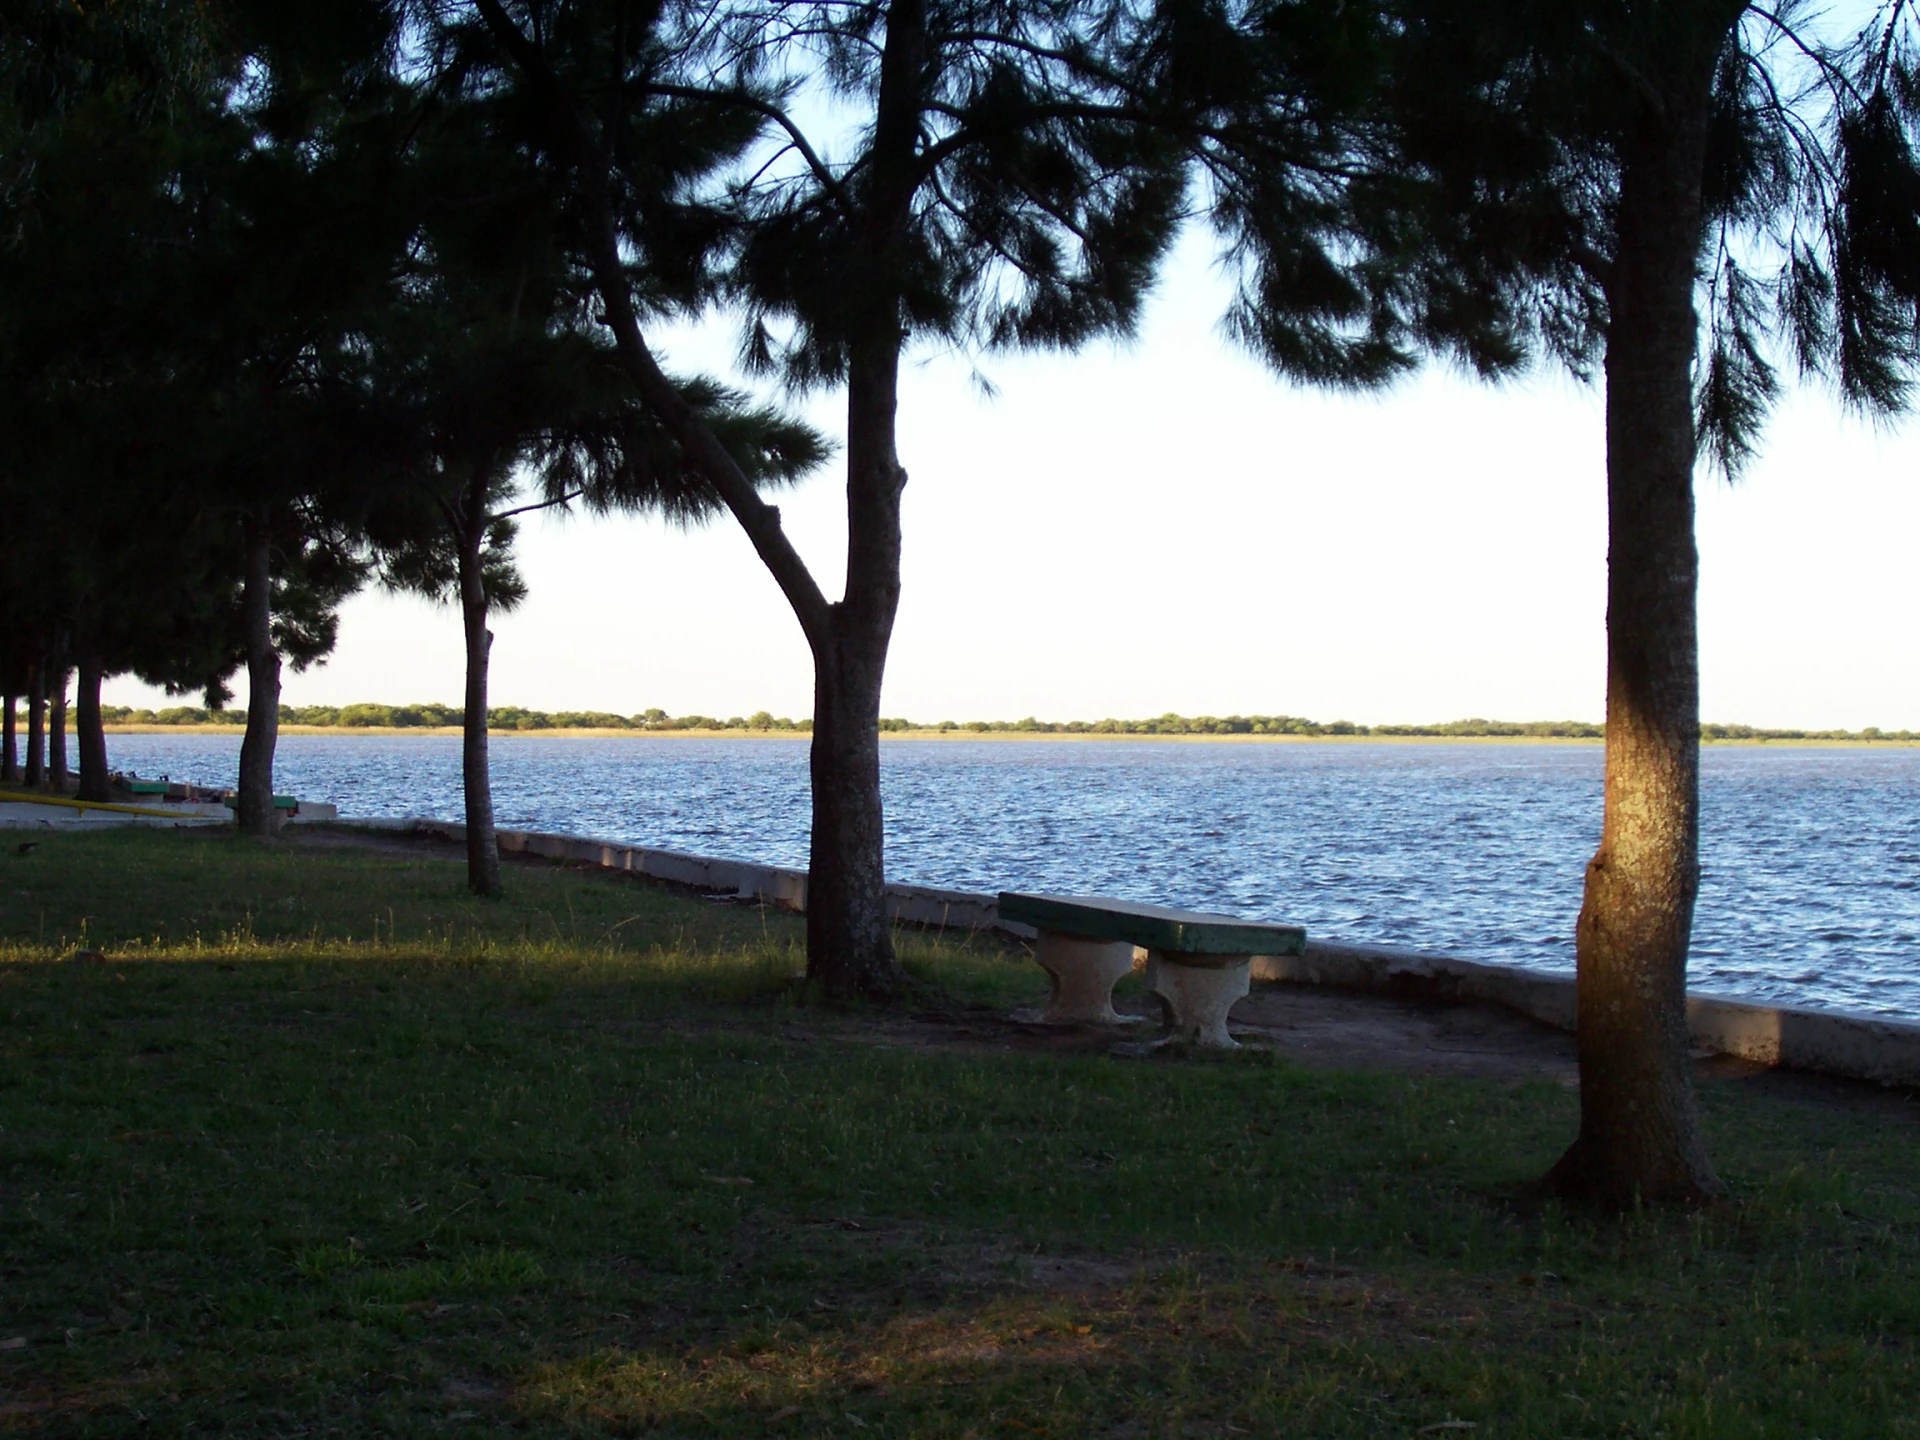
[84,703,1919,743]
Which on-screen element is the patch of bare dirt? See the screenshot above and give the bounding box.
[1229,985,1581,1083]
[847,988,1582,1084]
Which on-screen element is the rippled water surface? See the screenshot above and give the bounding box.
[104,734,1920,1017]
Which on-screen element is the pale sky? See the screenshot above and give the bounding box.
[108,227,1920,731]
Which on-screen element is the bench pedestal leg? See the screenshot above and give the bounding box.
[1146,953,1250,1048]
[1034,932,1137,1025]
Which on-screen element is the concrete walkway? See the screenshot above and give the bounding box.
[0,799,229,829]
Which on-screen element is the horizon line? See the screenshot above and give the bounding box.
[77,702,1920,743]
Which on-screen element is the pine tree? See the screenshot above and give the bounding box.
[360,79,826,896]
[1370,0,1920,1202]
[444,0,1359,997]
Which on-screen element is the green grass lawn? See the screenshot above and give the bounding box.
[2,829,1917,1437]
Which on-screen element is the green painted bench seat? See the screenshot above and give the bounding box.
[998,892,1307,1047]
[997,892,1305,959]
[221,795,300,810]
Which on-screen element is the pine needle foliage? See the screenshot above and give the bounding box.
[1384,0,1920,472]
[708,0,1191,387]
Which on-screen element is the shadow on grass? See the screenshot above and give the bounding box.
[2,831,1919,1435]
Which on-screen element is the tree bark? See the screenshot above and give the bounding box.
[24,657,44,788]
[46,643,69,792]
[75,653,110,803]
[2,675,17,784]
[235,512,283,836]
[456,506,503,898]
[796,0,928,999]
[806,335,908,998]
[1547,64,1726,1205]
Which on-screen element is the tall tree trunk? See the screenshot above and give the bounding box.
[236,512,283,836]
[799,0,928,1000]
[1547,73,1724,1205]
[2,673,17,784]
[806,336,907,999]
[46,640,69,792]
[75,654,110,803]
[457,512,502,898]
[24,657,44,788]
[797,0,927,999]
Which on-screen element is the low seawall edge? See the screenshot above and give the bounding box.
[345,817,1919,1088]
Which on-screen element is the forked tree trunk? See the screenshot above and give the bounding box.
[24,658,44,788]
[75,654,110,803]
[236,513,283,836]
[457,515,503,899]
[806,340,906,998]
[1547,73,1725,1206]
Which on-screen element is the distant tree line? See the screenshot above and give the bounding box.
[71,705,1920,743]
[923,714,1599,736]
[90,703,812,731]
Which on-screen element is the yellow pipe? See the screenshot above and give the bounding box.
[0,790,204,819]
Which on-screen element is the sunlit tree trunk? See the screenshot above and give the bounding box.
[236,511,283,836]
[1549,52,1727,1205]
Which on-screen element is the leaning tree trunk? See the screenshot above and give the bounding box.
[24,657,44,788]
[456,515,503,899]
[75,653,110,803]
[1547,80,1725,1206]
[806,335,907,999]
[235,513,283,836]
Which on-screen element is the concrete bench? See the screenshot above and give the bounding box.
[997,892,1306,1047]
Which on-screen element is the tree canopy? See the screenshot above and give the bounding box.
[8,0,1920,1209]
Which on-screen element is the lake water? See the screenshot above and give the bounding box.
[101,734,1920,1018]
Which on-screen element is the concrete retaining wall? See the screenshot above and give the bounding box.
[1681,994,1920,1087]
[386,819,1029,939]
[1252,942,1920,1088]
[354,817,1919,1088]
[1251,942,1579,1030]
